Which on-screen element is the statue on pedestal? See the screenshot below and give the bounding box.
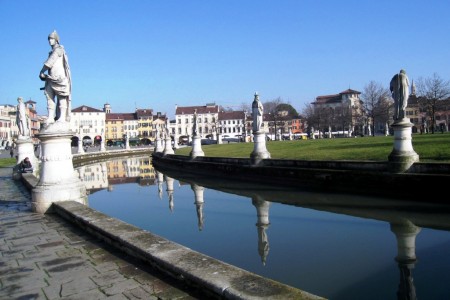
[390,69,410,121]
[252,93,263,132]
[16,97,31,138]
[39,30,72,124]
[193,109,199,136]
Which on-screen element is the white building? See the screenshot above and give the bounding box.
[71,105,106,145]
[175,104,220,140]
[218,110,246,139]
[0,104,16,148]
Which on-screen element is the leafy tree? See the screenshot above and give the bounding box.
[416,73,450,133]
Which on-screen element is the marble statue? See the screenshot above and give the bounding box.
[39,30,72,124]
[166,118,170,136]
[16,97,30,137]
[390,69,410,121]
[252,93,263,132]
[193,109,199,136]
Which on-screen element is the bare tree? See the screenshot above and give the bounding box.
[416,73,450,133]
[361,81,391,136]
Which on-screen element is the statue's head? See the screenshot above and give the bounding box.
[400,69,406,74]
[48,31,60,44]
[17,97,23,103]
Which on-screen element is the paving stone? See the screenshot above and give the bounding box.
[0,168,211,300]
[123,286,158,300]
[60,276,99,297]
[101,278,141,296]
[91,269,128,287]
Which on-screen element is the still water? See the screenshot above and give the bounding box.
[77,156,450,300]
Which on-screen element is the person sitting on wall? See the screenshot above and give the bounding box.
[20,157,33,173]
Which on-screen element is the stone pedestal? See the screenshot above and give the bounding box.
[100,139,106,152]
[250,132,271,164]
[190,135,204,158]
[32,124,87,213]
[388,119,419,173]
[155,135,164,153]
[163,136,174,155]
[14,137,39,178]
[173,133,179,150]
[77,138,85,154]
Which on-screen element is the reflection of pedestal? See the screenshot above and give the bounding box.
[190,135,204,158]
[165,175,174,212]
[250,131,271,165]
[191,184,205,231]
[388,119,419,173]
[163,136,174,155]
[252,196,270,265]
[32,127,87,213]
[15,137,39,177]
[156,171,164,199]
[390,221,421,300]
[390,221,421,263]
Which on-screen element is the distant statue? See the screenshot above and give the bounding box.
[390,69,410,121]
[252,93,263,132]
[39,30,72,124]
[16,97,30,137]
[192,109,199,136]
[166,118,171,137]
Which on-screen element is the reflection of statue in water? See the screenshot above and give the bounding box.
[16,97,30,137]
[390,69,410,121]
[252,93,263,132]
[39,30,72,124]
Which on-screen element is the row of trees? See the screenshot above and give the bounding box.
[219,73,450,137]
[304,73,450,136]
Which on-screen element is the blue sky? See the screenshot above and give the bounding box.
[1,1,449,118]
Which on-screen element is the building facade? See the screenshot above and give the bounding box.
[175,104,220,140]
[71,105,106,145]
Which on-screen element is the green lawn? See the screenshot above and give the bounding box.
[174,133,450,162]
[0,157,17,167]
[1,133,449,166]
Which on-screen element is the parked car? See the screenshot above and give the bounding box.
[201,139,217,145]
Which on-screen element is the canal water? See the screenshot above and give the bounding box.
[77,156,450,300]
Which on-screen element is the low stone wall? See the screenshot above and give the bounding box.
[51,200,323,300]
[152,153,450,202]
[72,148,153,168]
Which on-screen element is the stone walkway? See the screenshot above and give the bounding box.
[0,167,204,300]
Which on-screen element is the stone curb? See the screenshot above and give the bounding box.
[51,200,324,300]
